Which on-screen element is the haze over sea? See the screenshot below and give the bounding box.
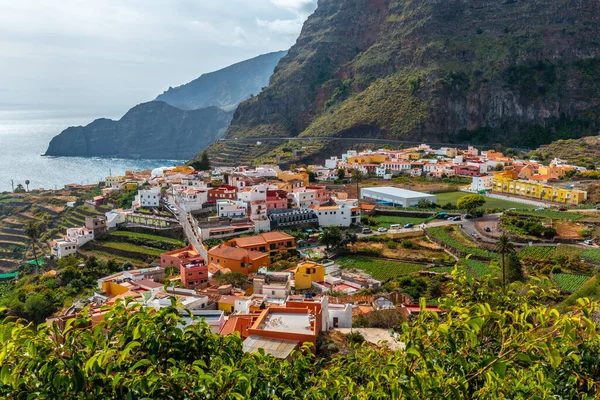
[0,105,183,193]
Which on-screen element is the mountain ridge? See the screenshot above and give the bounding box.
[156,51,287,111]
[45,101,233,160]
[205,0,600,166]
[45,51,287,159]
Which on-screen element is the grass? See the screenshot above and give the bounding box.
[553,273,591,293]
[371,215,428,228]
[559,275,600,311]
[80,250,146,265]
[435,192,537,210]
[428,227,500,260]
[461,258,494,277]
[98,242,163,257]
[335,256,424,281]
[110,231,185,246]
[518,246,555,260]
[509,210,585,221]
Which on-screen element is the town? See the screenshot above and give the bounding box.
[0,143,588,359]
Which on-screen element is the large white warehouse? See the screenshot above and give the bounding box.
[360,186,436,208]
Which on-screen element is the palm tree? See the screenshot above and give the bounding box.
[350,169,365,199]
[25,221,41,273]
[25,180,30,192]
[495,234,515,292]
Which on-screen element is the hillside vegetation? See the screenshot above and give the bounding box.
[207,0,600,165]
[2,271,600,398]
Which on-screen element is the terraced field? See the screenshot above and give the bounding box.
[554,273,591,293]
[336,256,424,281]
[428,227,500,260]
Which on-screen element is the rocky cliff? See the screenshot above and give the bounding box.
[156,51,287,111]
[45,102,233,160]
[215,0,600,164]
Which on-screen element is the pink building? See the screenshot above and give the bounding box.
[267,190,288,209]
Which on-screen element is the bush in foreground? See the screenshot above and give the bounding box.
[1,272,600,398]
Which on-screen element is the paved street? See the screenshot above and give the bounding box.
[168,195,208,259]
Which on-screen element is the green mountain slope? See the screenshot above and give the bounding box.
[206,0,600,166]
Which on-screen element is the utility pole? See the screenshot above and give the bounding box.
[10,179,14,192]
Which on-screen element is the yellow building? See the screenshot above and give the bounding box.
[277,171,309,187]
[295,261,325,290]
[538,164,576,178]
[492,172,587,205]
[347,154,389,164]
[122,181,139,192]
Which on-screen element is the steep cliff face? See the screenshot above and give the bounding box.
[155,51,287,111]
[224,0,600,153]
[45,102,233,160]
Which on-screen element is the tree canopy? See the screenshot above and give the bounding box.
[457,194,486,214]
[2,271,600,398]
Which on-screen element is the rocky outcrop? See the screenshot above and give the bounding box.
[156,51,287,111]
[219,0,600,160]
[45,102,233,160]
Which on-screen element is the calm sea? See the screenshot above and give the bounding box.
[0,106,183,193]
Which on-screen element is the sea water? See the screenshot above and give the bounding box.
[0,106,183,193]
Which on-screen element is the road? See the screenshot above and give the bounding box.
[167,195,208,260]
[357,219,462,238]
[218,137,533,153]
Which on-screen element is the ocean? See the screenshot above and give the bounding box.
[0,106,183,193]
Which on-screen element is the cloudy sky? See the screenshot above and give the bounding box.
[0,0,317,116]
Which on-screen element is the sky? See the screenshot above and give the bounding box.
[0,0,317,117]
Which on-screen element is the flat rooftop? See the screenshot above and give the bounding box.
[362,186,434,199]
[260,311,313,334]
[243,335,298,359]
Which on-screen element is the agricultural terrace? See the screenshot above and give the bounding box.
[553,273,592,294]
[427,226,500,260]
[335,256,424,281]
[109,231,186,246]
[435,192,537,210]
[509,210,586,221]
[518,245,600,263]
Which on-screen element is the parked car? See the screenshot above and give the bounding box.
[534,208,545,212]
[463,214,473,219]
[559,208,568,212]
[447,217,454,221]
[584,240,594,245]
[404,223,414,229]
[485,227,492,233]
[361,228,372,234]
[452,216,461,221]
[377,227,388,233]
[389,224,401,230]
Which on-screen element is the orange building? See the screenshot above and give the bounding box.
[160,244,203,269]
[227,232,296,256]
[208,244,270,275]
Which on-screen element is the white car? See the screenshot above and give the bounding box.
[377,227,388,233]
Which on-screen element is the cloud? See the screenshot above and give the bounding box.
[256,17,304,34]
[271,0,317,15]
[0,0,316,110]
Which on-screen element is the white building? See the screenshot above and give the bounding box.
[66,227,94,247]
[105,209,128,229]
[51,239,78,259]
[217,200,248,219]
[289,188,321,208]
[470,175,494,192]
[253,270,292,300]
[361,186,436,208]
[135,187,161,208]
[328,303,352,328]
[382,161,412,175]
[237,186,267,203]
[176,189,208,213]
[325,157,339,170]
[309,198,360,227]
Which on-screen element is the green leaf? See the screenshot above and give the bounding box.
[493,361,507,378]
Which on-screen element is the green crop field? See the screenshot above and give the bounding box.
[99,242,163,257]
[518,246,555,260]
[371,215,428,228]
[460,258,494,277]
[335,256,424,280]
[435,192,536,210]
[582,249,600,262]
[554,273,591,293]
[510,210,585,221]
[428,227,500,260]
[110,231,185,246]
[554,245,586,258]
